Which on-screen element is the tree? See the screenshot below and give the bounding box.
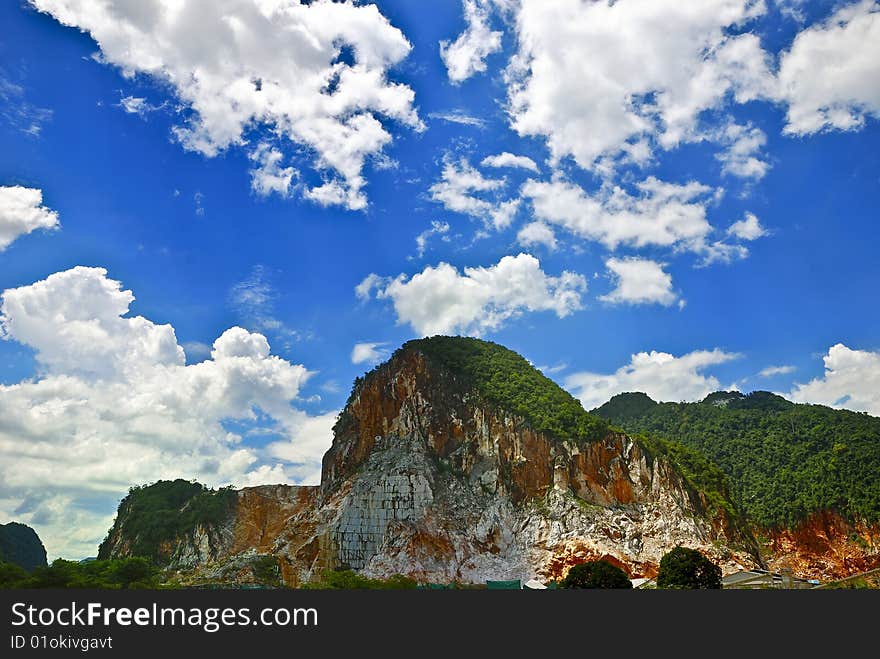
[561,560,632,589]
[657,547,721,589]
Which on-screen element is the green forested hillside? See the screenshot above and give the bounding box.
[0,522,47,572]
[593,391,880,528]
[98,480,236,563]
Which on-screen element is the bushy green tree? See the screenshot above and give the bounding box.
[656,547,721,589]
[561,560,632,589]
[0,561,29,588]
[9,557,162,589]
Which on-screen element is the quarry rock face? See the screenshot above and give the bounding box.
[104,345,761,585]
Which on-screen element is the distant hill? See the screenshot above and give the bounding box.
[593,391,880,529]
[0,522,48,572]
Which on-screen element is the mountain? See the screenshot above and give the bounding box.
[593,391,880,578]
[99,337,759,586]
[0,522,48,572]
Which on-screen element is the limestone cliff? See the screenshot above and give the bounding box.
[101,337,761,585]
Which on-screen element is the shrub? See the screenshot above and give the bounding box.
[561,560,633,589]
[656,547,721,589]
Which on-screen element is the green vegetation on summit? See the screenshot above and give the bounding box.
[98,479,236,563]
[593,391,880,528]
[403,336,610,443]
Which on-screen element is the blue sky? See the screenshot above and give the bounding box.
[0,0,878,558]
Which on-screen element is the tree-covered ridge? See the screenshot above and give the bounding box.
[593,392,880,528]
[0,522,47,572]
[402,336,609,443]
[98,479,236,563]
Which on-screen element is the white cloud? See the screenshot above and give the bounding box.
[117,95,165,117]
[0,186,60,251]
[505,0,773,172]
[427,110,487,128]
[0,74,53,137]
[789,343,880,415]
[429,157,519,230]
[249,142,298,198]
[481,151,539,172]
[414,220,450,258]
[355,273,385,302]
[759,364,795,377]
[351,341,390,365]
[778,1,880,135]
[565,348,740,410]
[357,253,586,336]
[522,176,737,257]
[440,0,503,83]
[31,0,423,210]
[716,122,769,180]
[727,212,767,240]
[516,221,557,251]
[600,257,679,307]
[0,266,333,558]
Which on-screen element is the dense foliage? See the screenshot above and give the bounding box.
[403,336,609,442]
[656,547,721,589]
[303,569,418,590]
[561,560,632,589]
[593,392,880,528]
[98,480,237,563]
[0,522,47,572]
[0,557,161,589]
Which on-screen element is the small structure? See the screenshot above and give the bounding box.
[630,577,655,589]
[523,579,547,590]
[486,579,522,589]
[722,569,817,589]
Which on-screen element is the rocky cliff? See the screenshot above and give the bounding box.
[101,337,760,585]
[0,522,48,572]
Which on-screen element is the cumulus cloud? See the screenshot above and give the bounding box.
[351,341,390,365]
[440,0,503,83]
[429,157,520,230]
[0,267,333,558]
[565,348,740,410]
[249,143,298,198]
[481,151,539,172]
[0,186,60,251]
[727,212,767,240]
[505,0,773,172]
[357,253,586,336]
[789,343,880,415]
[31,0,423,210]
[599,257,679,307]
[716,122,769,180]
[778,1,880,135]
[522,176,735,257]
[516,221,557,251]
